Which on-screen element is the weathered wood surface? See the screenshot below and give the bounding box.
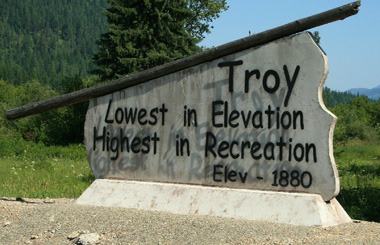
[6,1,360,120]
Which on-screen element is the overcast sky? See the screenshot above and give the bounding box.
[199,0,378,92]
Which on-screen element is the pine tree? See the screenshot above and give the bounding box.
[92,0,227,81]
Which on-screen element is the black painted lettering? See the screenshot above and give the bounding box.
[205,132,217,157]
[110,136,119,160]
[264,142,275,160]
[272,170,312,189]
[124,108,138,124]
[241,141,251,159]
[94,127,160,160]
[276,107,280,129]
[230,140,240,159]
[104,101,167,126]
[120,129,130,153]
[305,143,317,162]
[213,164,249,183]
[131,137,141,153]
[141,135,151,154]
[115,108,124,124]
[211,100,224,128]
[252,111,263,128]
[229,110,240,128]
[180,137,190,156]
[281,111,292,129]
[264,105,275,128]
[250,142,262,160]
[288,138,293,161]
[293,110,304,129]
[263,70,280,93]
[149,108,158,125]
[239,172,248,183]
[276,137,286,161]
[185,107,198,127]
[106,131,110,151]
[159,103,168,126]
[223,101,228,127]
[176,135,180,156]
[293,143,304,162]
[245,69,260,93]
[183,106,187,127]
[138,109,147,125]
[213,164,223,182]
[283,65,300,107]
[93,126,106,151]
[190,108,197,127]
[151,132,160,155]
[218,60,244,92]
[224,165,228,182]
[218,141,230,158]
[105,99,114,124]
[241,110,251,128]
[228,168,237,182]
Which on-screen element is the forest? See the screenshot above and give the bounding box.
[0,1,379,222]
[0,0,107,86]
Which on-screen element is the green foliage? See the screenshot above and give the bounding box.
[39,76,89,145]
[330,96,380,143]
[0,0,107,86]
[323,89,380,222]
[0,81,93,197]
[0,143,93,198]
[322,87,380,143]
[186,0,228,40]
[0,79,57,142]
[0,78,89,145]
[335,141,380,222]
[92,0,227,81]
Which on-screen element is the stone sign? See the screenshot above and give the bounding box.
[85,32,339,201]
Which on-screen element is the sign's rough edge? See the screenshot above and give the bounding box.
[313,35,340,199]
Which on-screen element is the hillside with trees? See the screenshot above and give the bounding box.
[0,0,107,86]
[323,87,358,108]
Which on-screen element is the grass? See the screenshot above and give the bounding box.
[335,140,380,222]
[0,143,94,198]
[0,139,378,222]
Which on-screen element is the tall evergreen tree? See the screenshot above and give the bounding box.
[92,0,227,81]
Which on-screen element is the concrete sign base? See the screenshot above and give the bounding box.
[76,179,351,227]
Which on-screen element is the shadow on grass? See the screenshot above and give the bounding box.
[338,187,380,222]
[338,162,380,222]
[81,173,95,184]
[345,164,380,176]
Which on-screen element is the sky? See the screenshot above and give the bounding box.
[199,0,379,92]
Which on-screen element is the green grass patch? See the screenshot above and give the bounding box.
[0,143,94,198]
[335,140,380,222]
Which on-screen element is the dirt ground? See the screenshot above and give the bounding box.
[1,197,379,244]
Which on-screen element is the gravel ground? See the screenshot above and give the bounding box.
[1,197,379,244]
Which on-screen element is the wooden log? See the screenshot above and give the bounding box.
[6,1,360,120]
